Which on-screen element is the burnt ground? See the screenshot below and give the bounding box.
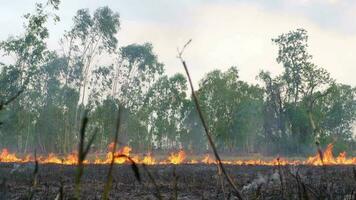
[0,163,355,199]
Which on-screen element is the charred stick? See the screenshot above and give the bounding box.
[103,107,122,200]
[75,111,97,199]
[115,154,141,183]
[178,41,244,200]
[276,157,285,199]
[28,150,39,200]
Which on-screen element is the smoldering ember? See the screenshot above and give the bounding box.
[0,0,355,199]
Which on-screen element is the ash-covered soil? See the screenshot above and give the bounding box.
[0,163,355,199]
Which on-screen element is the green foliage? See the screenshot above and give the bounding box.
[258,29,354,155]
[60,6,120,110]
[114,43,164,112]
[143,73,188,149]
[0,2,60,152]
[197,67,264,151]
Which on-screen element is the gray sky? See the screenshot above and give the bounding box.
[1,0,356,87]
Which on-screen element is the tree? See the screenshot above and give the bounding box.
[198,67,264,152]
[61,6,120,92]
[90,98,119,151]
[180,100,207,152]
[113,43,164,111]
[87,65,114,108]
[273,29,310,104]
[60,6,120,133]
[0,2,59,152]
[316,84,356,152]
[259,29,337,154]
[142,73,188,150]
[88,43,165,150]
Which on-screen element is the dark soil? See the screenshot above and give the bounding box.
[0,163,355,199]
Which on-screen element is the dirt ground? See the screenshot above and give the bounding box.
[0,163,355,199]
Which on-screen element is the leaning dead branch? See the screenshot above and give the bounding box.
[0,89,24,126]
[0,76,30,112]
[177,39,244,200]
[0,89,23,111]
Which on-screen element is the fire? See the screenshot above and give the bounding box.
[39,153,62,164]
[0,143,355,166]
[305,143,356,165]
[0,149,23,163]
[189,159,198,164]
[167,150,186,164]
[94,145,132,164]
[63,152,81,165]
[114,146,132,164]
[142,153,156,165]
[202,154,215,164]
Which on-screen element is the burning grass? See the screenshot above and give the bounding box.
[1,143,355,166]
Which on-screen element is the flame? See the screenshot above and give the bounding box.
[142,153,156,165]
[0,149,23,162]
[305,143,356,165]
[0,143,355,166]
[94,145,132,164]
[168,150,186,164]
[202,154,215,164]
[189,159,198,164]
[39,153,62,164]
[63,152,81,165]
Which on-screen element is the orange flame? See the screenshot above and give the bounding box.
[142,153,156,165]
[0,149,23,162]
[305,143,356,165]
[0,143,355,166]
[202,154,215,164]
[167,150,186,164]
[94,145,132,164]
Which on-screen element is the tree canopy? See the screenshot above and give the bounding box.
[0,3,355,156]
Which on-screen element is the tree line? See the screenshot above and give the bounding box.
[0,3,355,156]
